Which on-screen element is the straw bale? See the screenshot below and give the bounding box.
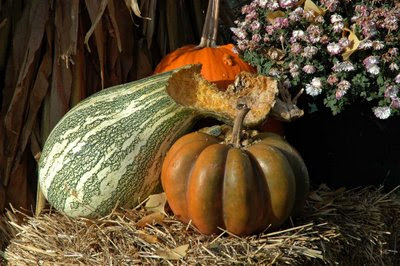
[1,184,399,265]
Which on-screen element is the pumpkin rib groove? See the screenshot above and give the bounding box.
[253,133,309,213]
[246,144,296,229]
[245,150,269,232]
[187,144,229,234]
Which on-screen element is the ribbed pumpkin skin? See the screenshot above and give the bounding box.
[253,132,310,213]
[39,71,198,218]
[161,131,308,236]
[154,44,255,90]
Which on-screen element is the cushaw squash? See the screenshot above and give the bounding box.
[161,104,309,236]
[38,65,278,218]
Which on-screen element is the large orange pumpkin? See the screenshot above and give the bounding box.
[153,0,255,91]
[161,105,309,236]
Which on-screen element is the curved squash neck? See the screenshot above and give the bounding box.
[197,0,220,48]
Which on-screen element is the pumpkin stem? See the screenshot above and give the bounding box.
[231,101,250,148]
[197,0,220,48]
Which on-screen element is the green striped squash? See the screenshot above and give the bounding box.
[39,69,199,218]
[39,65,277,218]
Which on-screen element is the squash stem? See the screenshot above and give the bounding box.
[197,0,219,48]
[231,103,250,148]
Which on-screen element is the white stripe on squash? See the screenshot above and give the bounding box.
[38,69,199,217]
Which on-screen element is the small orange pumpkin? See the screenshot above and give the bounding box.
[154,44,255,91]
[161,104,309,236]
[154,0,255,91]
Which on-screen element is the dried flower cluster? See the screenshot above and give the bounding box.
[232,0,400,118]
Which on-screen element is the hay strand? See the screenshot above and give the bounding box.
[1,185,399,265]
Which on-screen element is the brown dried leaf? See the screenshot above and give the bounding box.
[140,0,157,49]
[136,229,159,243]
[135,212,164,228]
[166,0,181,51]
[134,38,153,80]
[156,244,189,260]
[44,1,78,132]
[70,18,86,107]
[308,191,323,202]
[85,0,106,89]
[110,0,134,82]
[145,192,167,215]
[0,183,6,211]
[1,0,50,185]
[124,0,150,20]
[107,0,122,52]
[16,47,52,167]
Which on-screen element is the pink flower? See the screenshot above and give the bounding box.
[363,56,380,75]
[391,98,400,109]
[321,0,339,12]
[250,21,261,31]
[279,0,298,8]
[241,4,254,15]
[389,63,399,71]
[384,15,399,31]
[389,48,399,57]
[333,22,344,33]
[291,30,305,40]
[355,5,369,17]
[332,61,355,72]
[265,25,275,35]
[359,40,373,49]
[336,88,347,100]
[320,35,330,44]
[305,82,322,96]
[291,43,303,54]
[246,10,258,21]
[330,14,343,23]
[367,65,380,75]
[267,0,280,10]
[395,73,400,84]
[361,20,378,37]
[303,65,316,74]
[269,68,280,77]
[311,77,323,89]
[373,106,391,119]
[337,80,351,91]
[306,25,322,43]
[327,74,339,85]
[252,34,262,43]
[384,85,399,99]
[338,38,350,48]
[236,40,249,51]
[274,17,290,29]
[363,56,380,67]
[289,8,303,22]
[327,43,342,55]
[372,41,385,50]
[257,0,268,8]
[302,46,318,58]
[231,27,247,40]
[289,63,300,77]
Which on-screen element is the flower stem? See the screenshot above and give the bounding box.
[231,102,250,148]
[197,0,220,48]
